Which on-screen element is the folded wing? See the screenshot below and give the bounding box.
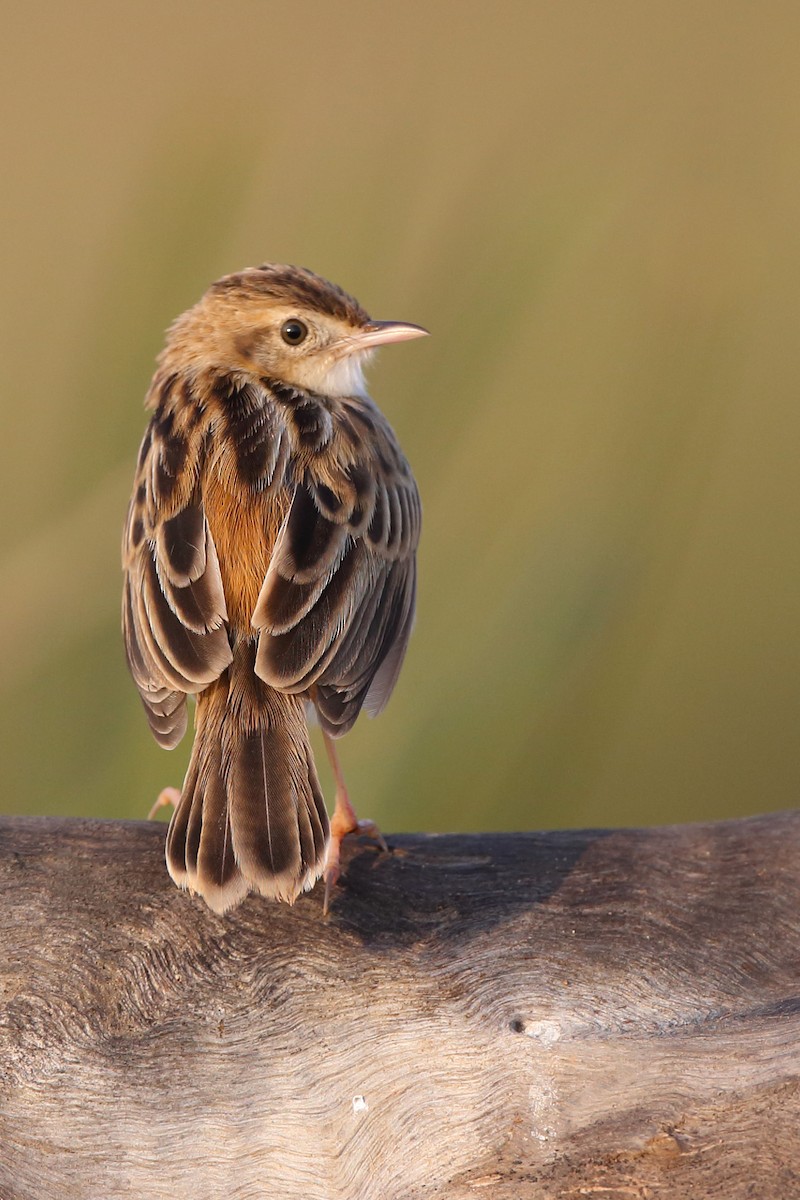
[252,405,420,737]
[122,394,232,748]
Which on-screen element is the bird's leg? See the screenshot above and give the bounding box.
[147,786,181,821]
[322,731,387,913]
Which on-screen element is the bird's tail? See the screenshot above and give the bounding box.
[165,645,330,913]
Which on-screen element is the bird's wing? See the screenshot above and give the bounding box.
[122,383,232,748]
[252,400,420,736]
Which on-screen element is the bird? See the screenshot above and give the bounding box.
[122,264,426,914]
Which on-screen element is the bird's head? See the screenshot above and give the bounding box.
[165,264,428,399]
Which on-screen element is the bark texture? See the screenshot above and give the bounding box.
[1,811,798,1199]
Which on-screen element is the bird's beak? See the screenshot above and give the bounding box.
[339,320,429,355]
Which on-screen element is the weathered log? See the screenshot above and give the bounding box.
[0,811,798,1199]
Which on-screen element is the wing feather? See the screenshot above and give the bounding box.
[253,403,419,736]
[122,383,232,748]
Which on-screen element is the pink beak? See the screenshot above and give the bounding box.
[347,320,429,351]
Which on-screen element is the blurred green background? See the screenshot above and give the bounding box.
[2,2,798,834]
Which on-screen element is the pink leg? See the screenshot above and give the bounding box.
[322,732,387,913]
[147,786,181,821]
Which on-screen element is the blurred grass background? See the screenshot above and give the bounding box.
[1,1,798,833]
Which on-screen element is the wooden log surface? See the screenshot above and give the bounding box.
[1,810,798,1199]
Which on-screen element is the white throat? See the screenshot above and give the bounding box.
[308,349,374,399]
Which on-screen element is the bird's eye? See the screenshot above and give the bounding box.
[281,318,308,346]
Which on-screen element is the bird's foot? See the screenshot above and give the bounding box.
[320,729,387,913]
[147,786,180,821]
[323,799,388,915]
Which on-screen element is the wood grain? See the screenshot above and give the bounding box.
[1,811,798,1199]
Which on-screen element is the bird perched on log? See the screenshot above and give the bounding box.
[122,264,426,914]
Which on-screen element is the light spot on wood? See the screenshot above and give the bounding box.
[510,1016,562,1045]
[524,1019,562,1046]
[528,1080,559,1142]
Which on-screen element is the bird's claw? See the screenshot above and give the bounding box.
[353,818,388,854]
[322,818,388,914]
[148,786,180,821]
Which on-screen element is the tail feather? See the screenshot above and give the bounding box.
[228,724,329,903]
[165,666,330,914]
[167,756,198,877]
[195,746,244,906]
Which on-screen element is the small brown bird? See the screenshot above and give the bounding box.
[122,264,426,913]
